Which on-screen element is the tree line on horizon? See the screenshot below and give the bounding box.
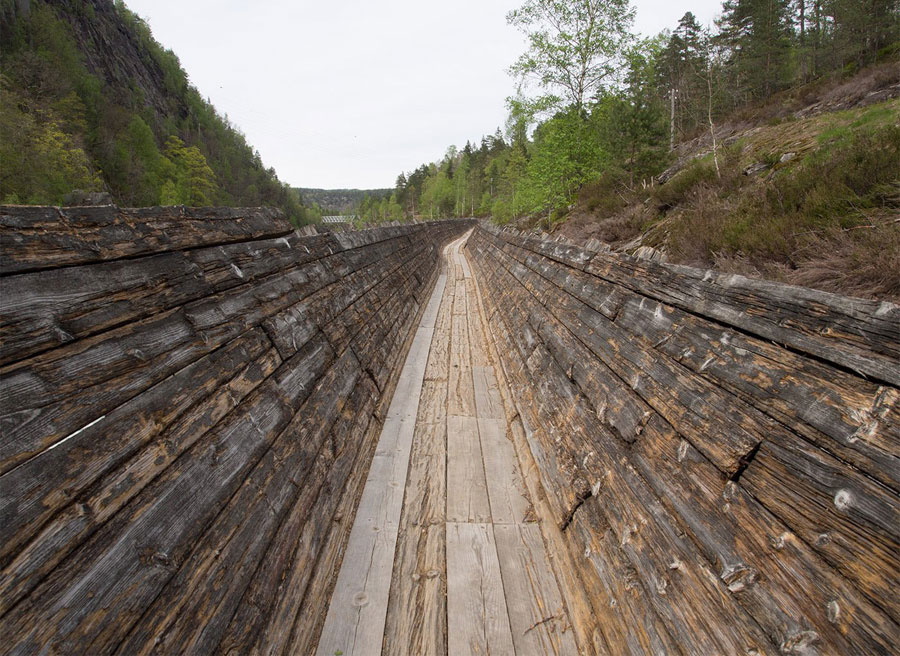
[383,0,899,225]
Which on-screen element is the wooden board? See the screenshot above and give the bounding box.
[0,206,293,274]
[446,522,516,656]
[446,415,491,523]
[494,523,579,656]
[383,421,448,656]
[447,314,476,416]
[478,417,531,525]
[315,270,447,656]
[473,365,506,420]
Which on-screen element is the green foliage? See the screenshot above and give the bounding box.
[0,1,311,224]
[666,119,900,271]
[507,0,635,109]
[718,0,795,100]
[654,158,719,207]
[163,136,217,206]
[579,168,631,215]
[524,108,605,211]
[768,123,900,226]
[0,85,101,204]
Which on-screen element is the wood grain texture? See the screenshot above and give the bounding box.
[0,206,292,274]
[0,206,470,656]
[466,222,900,655]
[315,265,448,656]
[494,523,579,655]
[446,522,516,656]
[446,414,492,523]
[382,245,456,656]
[4,206,895,655]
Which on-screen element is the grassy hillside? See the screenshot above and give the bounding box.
[555,65,900,300]
[0,0,310,224]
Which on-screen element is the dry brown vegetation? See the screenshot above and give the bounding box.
[554,70,900,302]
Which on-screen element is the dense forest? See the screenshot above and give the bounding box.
[383,0,899,296]
[0,0,310,224]
[297,187,392,216]
[392,0,898,224]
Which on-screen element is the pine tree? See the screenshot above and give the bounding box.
[659,12,709,139]
[718,0,794,101]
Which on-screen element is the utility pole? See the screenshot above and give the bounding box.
[669,88,676,151]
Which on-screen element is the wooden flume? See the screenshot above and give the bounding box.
[0,207,896,655]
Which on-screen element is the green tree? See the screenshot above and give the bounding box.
[601,41,669,186]
[718,0,794,100]
[507,0,635,110]
[525,107,605,212]
[0,87,101,204]
[659,12,709,140]
[163,135,217,206]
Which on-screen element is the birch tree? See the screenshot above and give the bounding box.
[507,0,635,110]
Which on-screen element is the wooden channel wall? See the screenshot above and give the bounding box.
[0,205,468,655]
[466,222,899,656]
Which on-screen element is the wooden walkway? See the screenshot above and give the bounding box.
[317,232,577,655]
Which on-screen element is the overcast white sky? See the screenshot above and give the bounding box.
[124,0,723,189]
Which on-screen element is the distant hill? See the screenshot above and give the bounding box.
[0,0,310,224]
[297,188,392,214]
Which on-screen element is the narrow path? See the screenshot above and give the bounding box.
[318,232,577,655]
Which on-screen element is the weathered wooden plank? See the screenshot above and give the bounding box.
[466,281,492,367]
[424,271,455,384]
[315,268,447,656]
[614,294,900,492]
[0,308,208,475]
[494,523,580,656]
[282,416,382,655]
[0,205,293,274]
[479,222,900,380]
[114,351,361,656]
[521,352,779,654]
[468,245,778,653]
[320,242,422,352]
[631,414,900,654]
[487,240,766,475]
[469,250,613,655]
[741,437,900,622]
[583,245,900,386]
[0,328,274,569]
[0,342,280,617]
[383,420,448,656]
[447,313,476,416]
[236,381,378,656]
[478,417,531,525]
[569,509,685,656]
[0,232,337,367]
[446,522,516,655]
[468,224,900,655]
[345,251,429,368]
[472,242,674,654]
[452,279,468,316]
[473,365,506,420]
[0,337,334,655]
[446,415,491,523]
